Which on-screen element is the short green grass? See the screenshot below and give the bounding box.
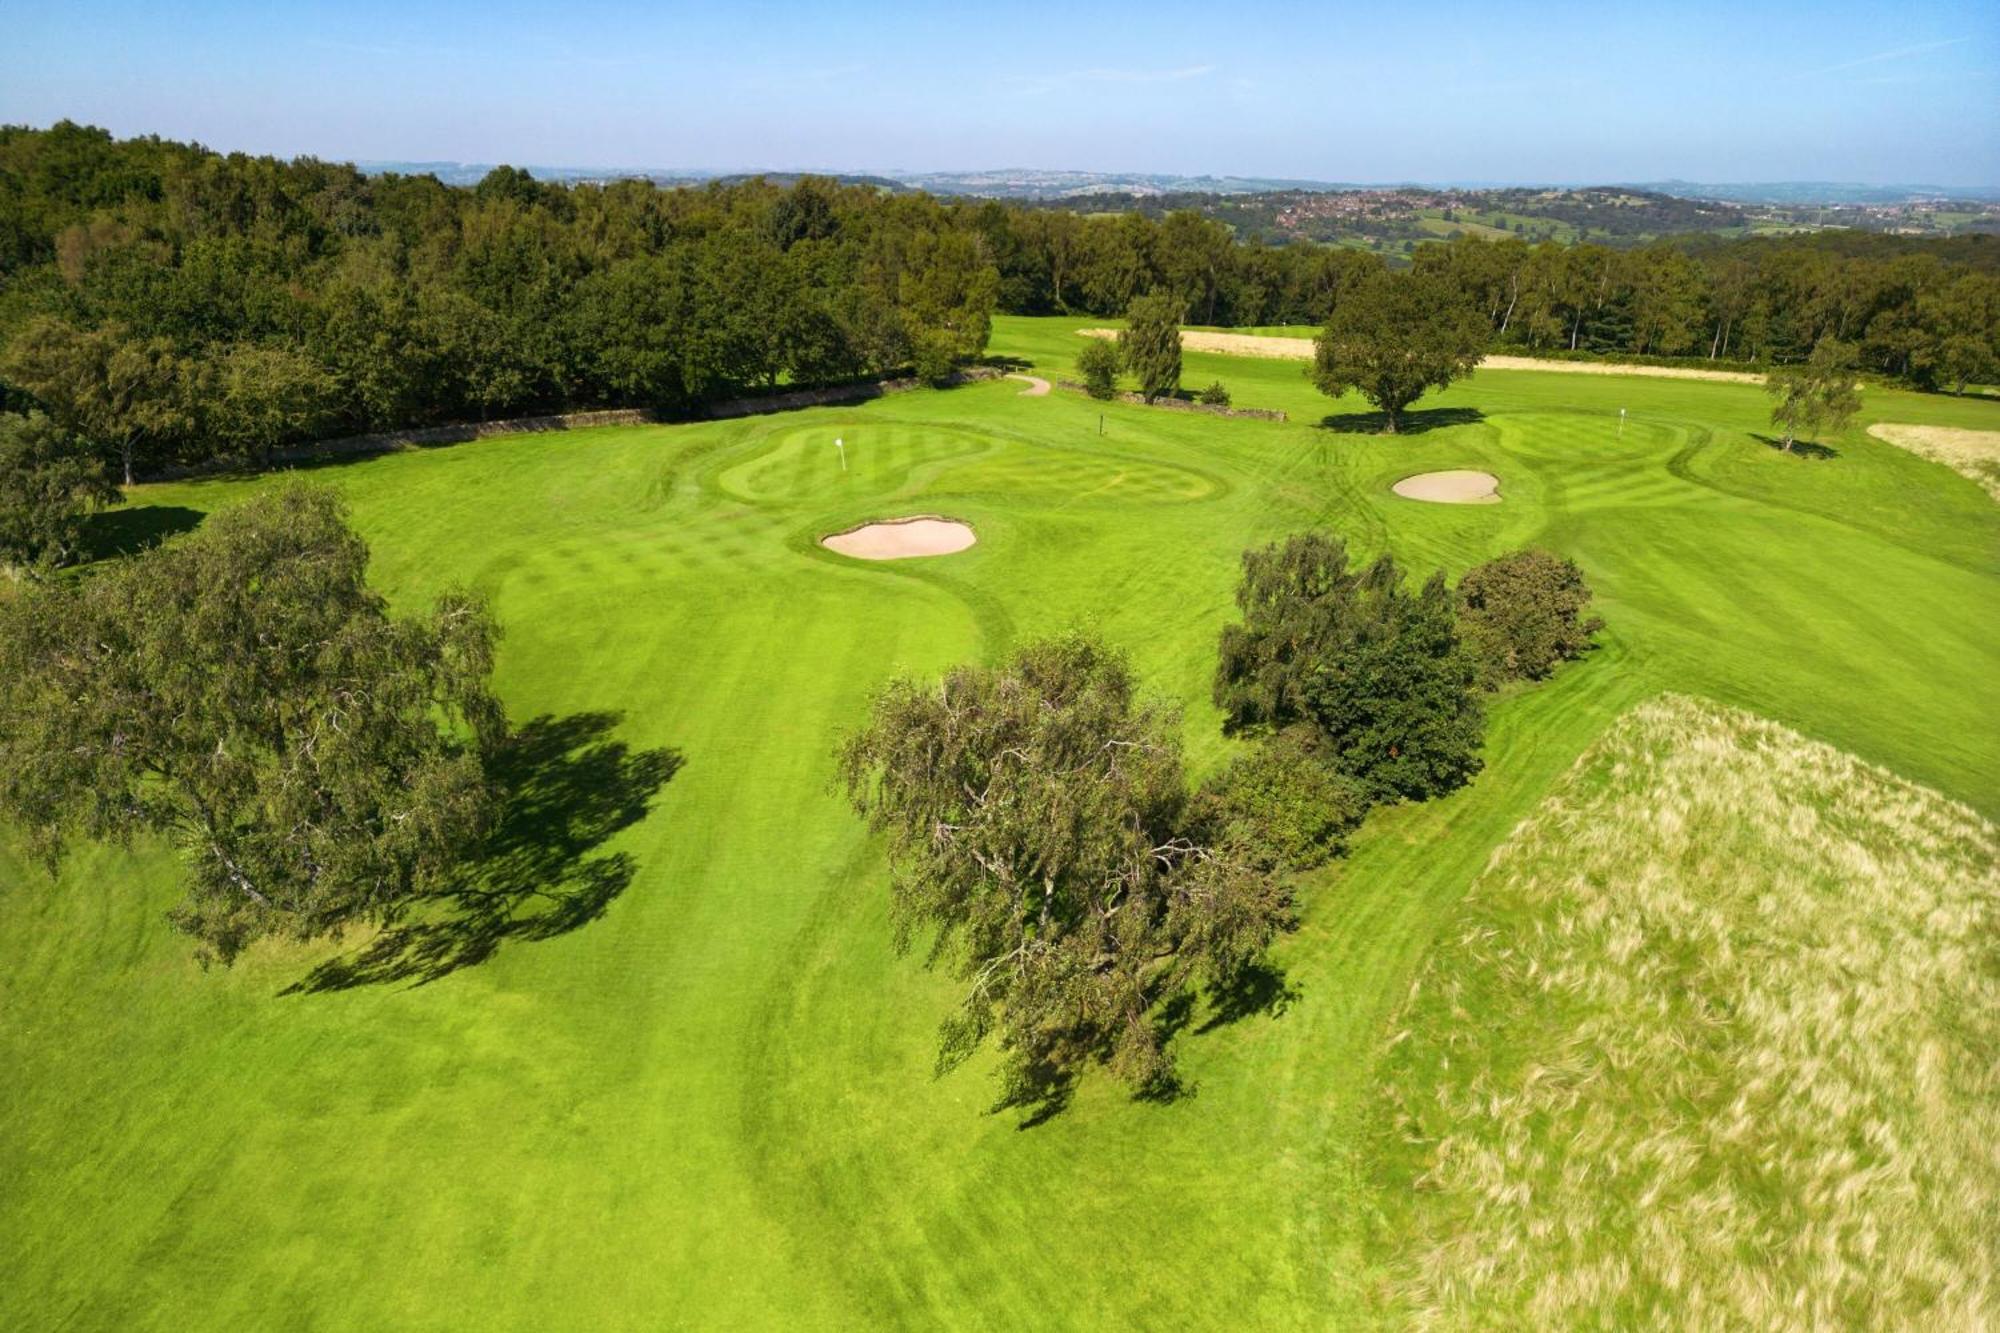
[2,317,1996,1327]
[1377,694,1999,1327]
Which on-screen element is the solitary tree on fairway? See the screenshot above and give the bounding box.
[1310,270,1487,432]
[1118,292,1185,403]
[839,635,1289,1111]
[0,411,119,573]
[1766,337,1861,452]
[0,482,505,963]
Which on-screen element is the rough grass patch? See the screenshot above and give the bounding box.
[1377,693,2000,1328]
[1867,422,2000,501]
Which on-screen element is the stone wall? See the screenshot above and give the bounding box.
[144,367,1007,480]
[1053,382,1287,422]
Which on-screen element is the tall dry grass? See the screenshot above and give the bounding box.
[1379,694,2000,1329]
[1868,422,2000,502]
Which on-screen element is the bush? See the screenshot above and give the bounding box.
[911,329,960,386]
[1197,381,1232,406]
[1196,729,1369,870]
[0,411,117,573]
[1457,548,1603,685]
[1077,338,1121,399]
[1215,533,1485,802]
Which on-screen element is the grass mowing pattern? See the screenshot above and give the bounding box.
[1,318,1995,1325]
[1379,694,2000,1328]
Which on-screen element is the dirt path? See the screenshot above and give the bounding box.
[1006,373,1051,396]
[1076,329,1769,385]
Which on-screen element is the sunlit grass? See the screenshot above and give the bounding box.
[1379,693,1999,1328]
[2,320,1995,1326]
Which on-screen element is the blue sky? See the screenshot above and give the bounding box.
[4,0,1996,184]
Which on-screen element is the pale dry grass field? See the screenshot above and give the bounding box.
[1868,422,2000,501]
[1075,329,1768,382]
[1378,694,2000,1329]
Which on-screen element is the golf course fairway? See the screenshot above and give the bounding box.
[3,315,1996,1327]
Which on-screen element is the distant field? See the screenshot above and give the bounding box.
[1377,694,1999,1327]
[1415,213,1513,240]
[3,316,1995,1326]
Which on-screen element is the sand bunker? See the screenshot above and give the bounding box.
[1077,329,1768,384]
[821,517,976,560]
[1392,470,1502,504]
[1867,423,2000,502]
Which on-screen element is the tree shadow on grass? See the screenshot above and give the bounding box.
[82,505,204,560]
[1753,432,1839,459]
[284,712,681,993]
[995,962,1300,1129]
[1197,960,1302,1033]
[1319,406,1486,436]
[993,1057,1080,1131]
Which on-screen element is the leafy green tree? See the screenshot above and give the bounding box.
[1118,291,1185,403]
[1766,337,1862,452]
[1194,730,1368,871]
[207,343,335,465]
[1310,270,1486,432]
[0,411,119,573]
[1076,337,1120,399]
[839,634,1289,1111]
[1214,533,1485,800]
[1623,244,1707,356]
[1917,272,2000,396]
[898,228,999,383]
[1154,210,1233,324]
[0,482,504,963]
[1456,548,1604,685]
[2,317,193,484]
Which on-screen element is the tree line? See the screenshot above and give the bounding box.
[2,121,1996,492]
[0,122,1001,481]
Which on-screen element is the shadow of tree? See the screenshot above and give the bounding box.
[1319,406,1486,436]
[994,1056,1079,1130]
[994,962,1300,1127]
[1197,960,1301,1033]
[284,712,681,993]
[1753,432,1838,459]
[83,505,204,560]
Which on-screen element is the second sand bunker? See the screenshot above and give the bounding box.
[1391,470,1502,504]
[821,517,977,560]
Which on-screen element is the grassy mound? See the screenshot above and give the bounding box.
[1379,694,2000,1328]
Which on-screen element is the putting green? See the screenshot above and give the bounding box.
[2,316,1996,1327]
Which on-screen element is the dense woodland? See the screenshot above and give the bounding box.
[2,122,1997,480]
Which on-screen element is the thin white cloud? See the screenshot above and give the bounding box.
[1007,64,1214,96]
[1071,64,1214,84]
[1789,36,1969,81]
[738,62,869,92]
